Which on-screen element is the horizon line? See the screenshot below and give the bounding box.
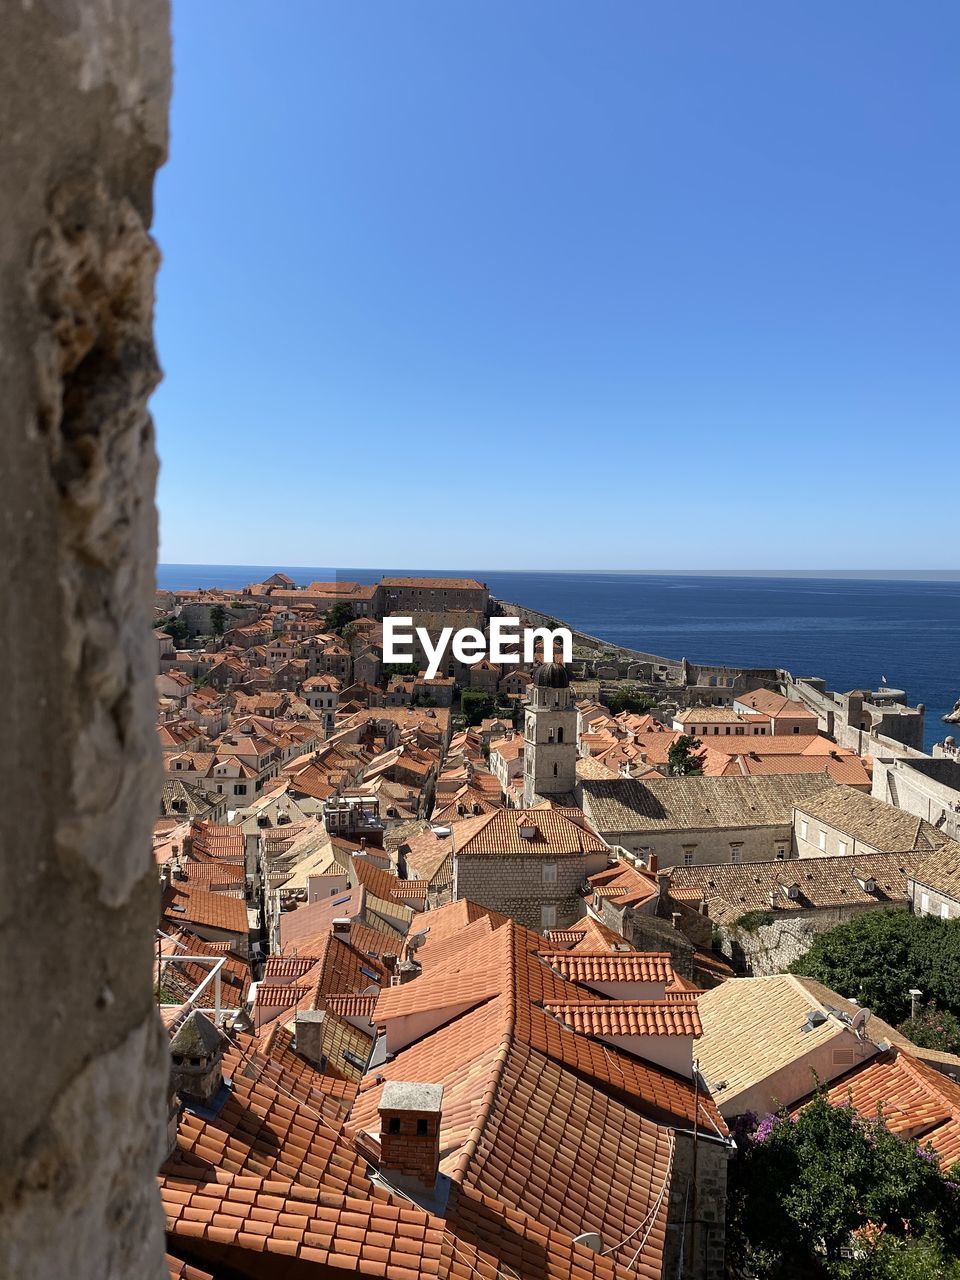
[156,562,960,581]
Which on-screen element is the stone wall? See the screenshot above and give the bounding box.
[454,853,606,931]
[0,3,170,1278]
[664,1132,730,1280]
[715,903,902,976]
[609,823,794,867]
[873,756,960,842]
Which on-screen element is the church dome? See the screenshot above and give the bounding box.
[533,661,570,689]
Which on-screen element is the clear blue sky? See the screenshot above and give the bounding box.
[154,2,959,570]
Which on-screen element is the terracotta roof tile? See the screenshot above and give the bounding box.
[165,1253,214,1280]
[544,998,702,1038]
[795,787,948,852]
[454,808,607,858]
[796,1047,960,1167]
[538,950,674,985]
[163,883,249,936]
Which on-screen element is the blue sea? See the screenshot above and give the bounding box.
[157,566,960,752]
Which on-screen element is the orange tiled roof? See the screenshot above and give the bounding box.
[737,687,818,719]
[544,998,702,1038]
[166,1035,365,1194]
[165,1253,213,1280]
[800,1047,960,1166]
[161,905,697,1280]
[454,807,607,858]
[588,860,658,907]
[163,883,249,936]
[367,906,726,1137]
[325,993,378,1020]
[262,955,319,980]
[351,1003,674,1278]
[179,858,245,891]
[538,950,674,985]
[545,915,633,951]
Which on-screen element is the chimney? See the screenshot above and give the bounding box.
[382,953,398,976]
[294,1010,327,1067]
[378,1081,443,1189]
[647,852,659,874]
[396,958,421,985]
[671,912,681,929]
[332,917,351,941]
[169,1011,229,1111]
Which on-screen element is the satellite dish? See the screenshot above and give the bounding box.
[851,1008,871,1031]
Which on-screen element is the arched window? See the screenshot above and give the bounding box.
[557,727,564,743]
[553,762,558,776]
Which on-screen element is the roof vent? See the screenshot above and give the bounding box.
[801,1009,829,1033]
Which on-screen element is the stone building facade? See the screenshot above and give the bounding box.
[455,848,606,931]
[522,661,578,804]
[452,807,610,931]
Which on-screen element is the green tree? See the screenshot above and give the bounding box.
[788,910,960,1025]
[898,1003,960,1055]
[667,733,703,776]
[209,603,227,636]
[325,601,355,633]
[461,690,496,726]
[162,616,189,646]
[728,1096,960,1279]
[606,685,655,715]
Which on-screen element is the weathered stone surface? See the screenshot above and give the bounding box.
[0,2,170,1277]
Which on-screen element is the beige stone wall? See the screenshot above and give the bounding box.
[455,854,604,930]
[0,3,170,1277]
[610,823,794,867]
[716,903,904,976]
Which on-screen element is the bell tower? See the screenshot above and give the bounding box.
[523,663,577,805]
